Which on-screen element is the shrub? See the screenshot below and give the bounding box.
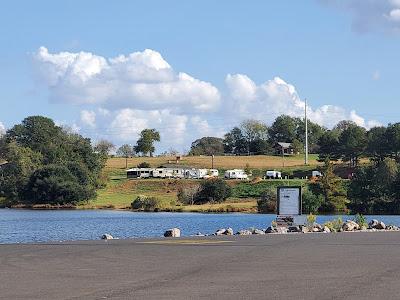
[131,195,175,212]
[306,213,317,229]
[177,185,200,205]
[194,178,232,204]
[331,217,344,232]
[137,162,151,168]
[257,189,277,213]
[353,213,367,228]
[302,189,324,214]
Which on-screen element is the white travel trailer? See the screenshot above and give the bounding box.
[205,169,219,178]
[127,168,153,179]
[266,170,282,179]
[184,168,208,179]
[224,169,248,180]
[152,168,170,178]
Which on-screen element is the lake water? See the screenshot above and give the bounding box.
[1,209,400,244]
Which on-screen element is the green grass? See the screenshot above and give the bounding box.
[232,179,307,198]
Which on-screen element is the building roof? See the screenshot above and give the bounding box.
[276,142,292,148]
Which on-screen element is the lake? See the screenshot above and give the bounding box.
[1,209,400,244]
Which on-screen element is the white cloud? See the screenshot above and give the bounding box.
[0,122,6,136]
[320,0,400,33]
[80,110,96,128]
[225,74,380,129]
[34,47,221,113]
[34,47,381,151]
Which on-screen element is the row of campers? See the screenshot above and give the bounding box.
[127,167,219,179]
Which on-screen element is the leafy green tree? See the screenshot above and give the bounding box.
[134,129,160,157]
[291,138,303,155]
[338,124,367,167]
[189,137,224,155]
[269,115,297,143]
[366,126,389,162]
[318,159,349,212]
[302,189,324,214]
[223,127,247,155]
[23,164,95,205]
[94,139,115,157]
[117,144,134,168]
[295,118,325,153]
[385,123,400,161]
[194,178,232,204]
[257,189,277,213]
[317,130,340,162]
[137,162,151,168]
[240,119,269,154]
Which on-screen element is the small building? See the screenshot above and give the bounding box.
[274,142,294,156]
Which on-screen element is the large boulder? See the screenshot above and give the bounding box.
[164,228,181,237]
[369,219,386,230]
[288,226,301,233]
[386,225,399,231]
[215,228,233,236]
[101,233,114,240]
[265,226,277,234]
[252,228,265,235]
[342,220,360,232]
[322,226,331,233]
[236,229,252,235]
[276,227,288,234]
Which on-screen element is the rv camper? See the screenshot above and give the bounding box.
[266,170,282,179]
[224,169,248,180]
[127,168,153,179]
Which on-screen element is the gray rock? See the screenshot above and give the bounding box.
[288,226,301,233]
[225,228,234,235]
[386,225,399,231]
[265,226,277,233]
[236,229,252,235]
[276,227,288,234]
[252,228,265,235]
[215,228,226,236]
[369,219,386,230]
[322,226,331,233]
[164,228,181,237]
[101,233,113,240]
[301,226,310,233]
[342,220,360,231]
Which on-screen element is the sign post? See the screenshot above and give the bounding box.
[276,186,303,226]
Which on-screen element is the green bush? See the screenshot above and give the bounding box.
[257,189,276,213]
[353,213,367,228]
[302,189,324,214]
[131,195,175,212]
[195,178,232,204]
[137,162,151,168]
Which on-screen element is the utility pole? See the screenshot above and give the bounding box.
[305,98,309,165]
[211,154,214,169]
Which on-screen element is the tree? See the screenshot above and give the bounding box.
[0,116,103,205]
[94,139,115,157]
[223,127,247,155]
[135,129,160,157]
[338,124,367,167]
[117,144,134,168]
[194,178,232,204]
[366,126,389,162]
[295,118,325,153]
[269,115,297,143]
[137,162,151,168]
[333,120,357,134]
[291,138,303,155]
[318,159,349,213]
[240,119,269,154]
[385,123,400,161]
[189,137,224,156]
[317,130,340,162]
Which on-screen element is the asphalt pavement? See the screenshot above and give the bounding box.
[1,232,400,299]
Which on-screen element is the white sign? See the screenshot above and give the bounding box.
[278,187,301,215]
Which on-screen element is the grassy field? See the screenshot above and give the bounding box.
[106,154,320,170]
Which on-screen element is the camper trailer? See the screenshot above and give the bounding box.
[204,169,219,178]
[127,168,153,179]
[184,168,208,179]
[266,170,282,179]
[224,169,248,180]
[312,170,322,177]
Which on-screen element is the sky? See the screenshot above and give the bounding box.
[1,0,400,153]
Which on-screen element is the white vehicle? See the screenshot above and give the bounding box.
[127,168,153,179]
[205,169,219,178]
[184,168,208,179]
[266,170,282,179]
[224,169,248,180]
[312,170,322,177]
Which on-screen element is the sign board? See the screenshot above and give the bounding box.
[277,186,302,216]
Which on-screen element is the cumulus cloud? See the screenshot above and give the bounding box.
[225,74,379,129]
[0,122,6,136]
[34,47,380,151]
[34,47,220,113]
[80,110,96,128]
[320,0,400,33]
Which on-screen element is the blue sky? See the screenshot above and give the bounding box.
[1,0,400,151]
